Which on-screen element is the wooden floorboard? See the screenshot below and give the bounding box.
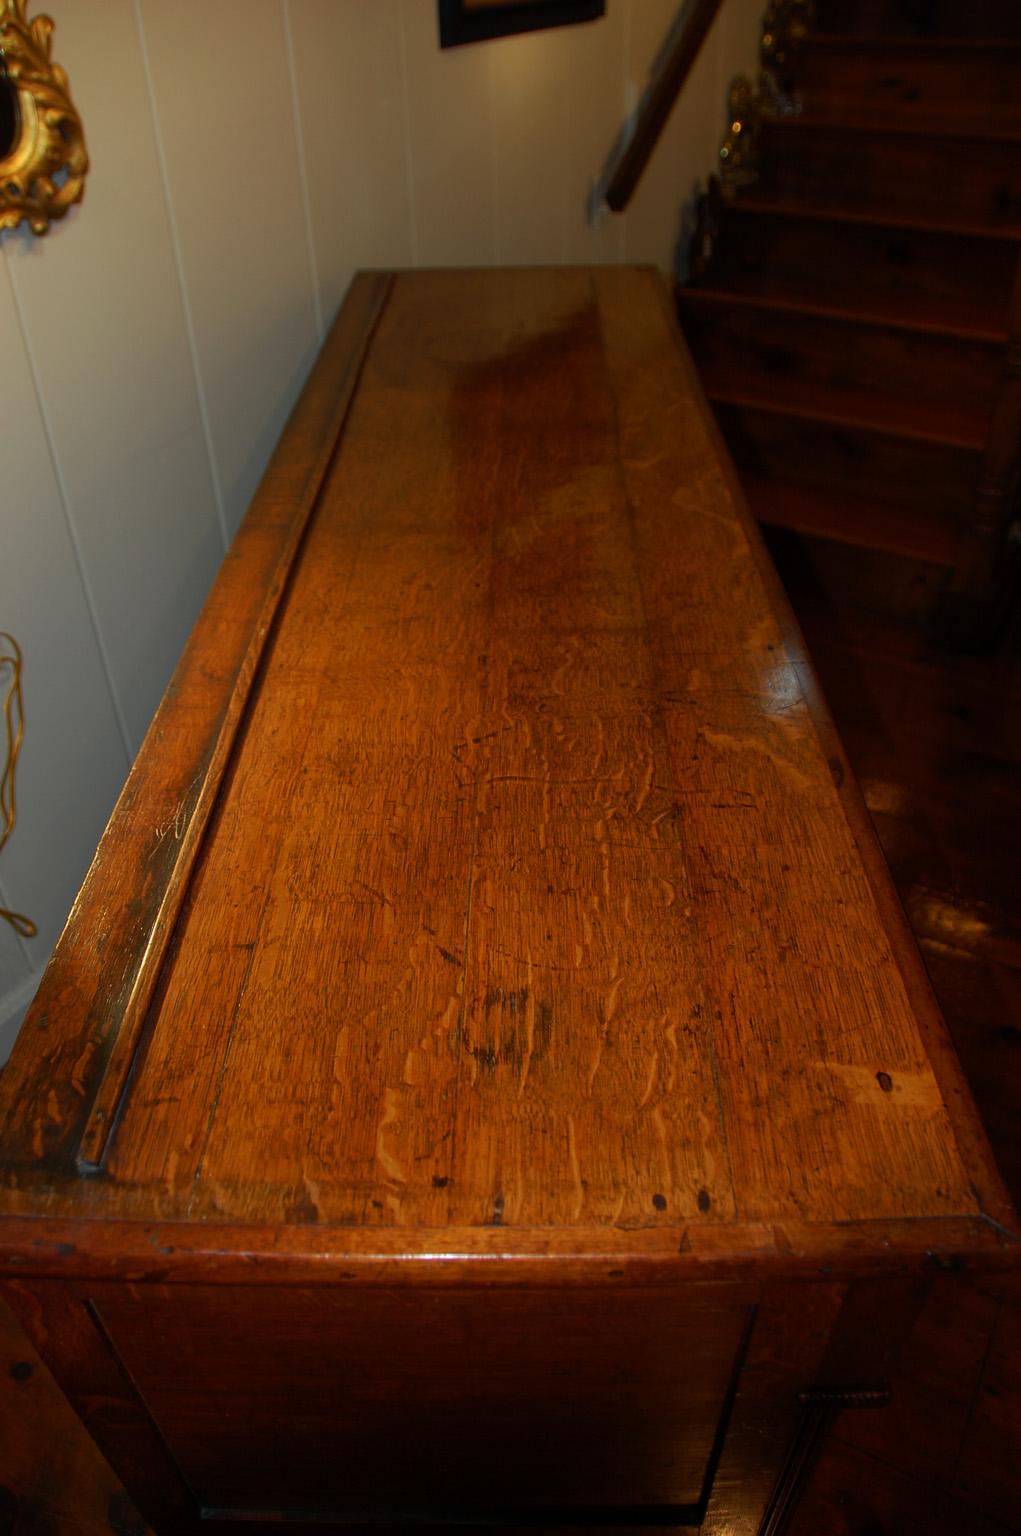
[1,530,1018,1534]
[774,528,1021,1536]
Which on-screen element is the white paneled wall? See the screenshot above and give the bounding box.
[0,0,761,1059]
[138,0,325,540]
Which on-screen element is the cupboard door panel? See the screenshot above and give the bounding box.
[92,1282,753,1518]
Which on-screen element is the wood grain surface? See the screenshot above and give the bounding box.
[6,508,1021,1535]
[0,266,1013,1269]
[0,265,1017,1534]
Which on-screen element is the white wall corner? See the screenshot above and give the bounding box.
[0,967,43,1066]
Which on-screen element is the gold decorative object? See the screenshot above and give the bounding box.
[0,0,87,236]
[718,76,758,191]
[718,0,813,196]
[0,633,37,939]
[760,0,814,113]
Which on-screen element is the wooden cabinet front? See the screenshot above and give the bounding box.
[79,1282,751,1520]
[0,268,1015,1533]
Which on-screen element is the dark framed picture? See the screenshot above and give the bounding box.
[438,0,606,49]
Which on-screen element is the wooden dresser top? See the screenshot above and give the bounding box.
[0,267,1014,1282]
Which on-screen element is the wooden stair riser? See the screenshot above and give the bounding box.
[796,41,1021,130]
[680,299,1002,434]
[782,534,951,622]
[756,124,1021,229]
[814,0,1021,38]
[743,474,960,566]
[702,208,1017,333]
[715,403,980,521]
[683,0,1021,623]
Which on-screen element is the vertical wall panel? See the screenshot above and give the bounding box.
[721,0,765,91]
[288,0,414,329]
[138,0,322,541]
[401,0,497,266]
[624,0,726,272]
[0,915,33,1071]
[0,257,129,1053]
[490,27,573,266]
[562,0,627,264]
[5,0,223,751]
[0,890,32,1020]
[671,11,734,255]
[437,1,626,270]
[623,0,697,270]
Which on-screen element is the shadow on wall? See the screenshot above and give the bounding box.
[226,310,326,544]
[1,971,40,1066]
[676,176,709,281]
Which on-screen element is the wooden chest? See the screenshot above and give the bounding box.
[0,267,1015,1534]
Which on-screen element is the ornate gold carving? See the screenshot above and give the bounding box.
[0,633,36,940]
[718,76,758,191]
[760,0,814,112]
[0,0,87,236]
[717,0,814,196]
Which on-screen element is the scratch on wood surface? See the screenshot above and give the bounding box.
[700,726,814,792]
[744,616,772,651]
[586,1031,605,1098]
[516,962,538,1098]
[566,1114,585,1220]
[69,1045,91,1099]
[38,1088,61,1154]
[587,970,621,1096]
[651,1106,672,1188]
[603,971,623,1026]
[375,1087,407,1188]
[663,1019,679,1094]
[149,769,205,859]
[594,818,612,900]
[819,1061,945,1112]
[697,1110,724,1192]
[633,748,654,815]
[638,1050,659,1108]
[434,994,460,1047]
[670,480,739,531]
[402,1048,426,1089]
[540,750,550,853]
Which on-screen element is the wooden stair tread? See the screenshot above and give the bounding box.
[795,34,1021,137]
[743,475,961,565]
[702,375,989,453]
[785,110,1021,140]
[764,112,1021,145]
[805,34,1021,52]
[681,285,1008,346]
[685,0,1021,621]
[729,192,1021,244]
[813,0,1021,40]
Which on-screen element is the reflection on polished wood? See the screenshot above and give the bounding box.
[0,269,1015,1532]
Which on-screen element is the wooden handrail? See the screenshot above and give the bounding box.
[602,0,725,213]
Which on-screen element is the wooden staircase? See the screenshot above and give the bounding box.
[678,0,1021,640]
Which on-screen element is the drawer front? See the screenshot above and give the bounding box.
[89,1282,754,1522]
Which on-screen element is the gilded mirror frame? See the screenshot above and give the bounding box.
[0,0,87,235]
